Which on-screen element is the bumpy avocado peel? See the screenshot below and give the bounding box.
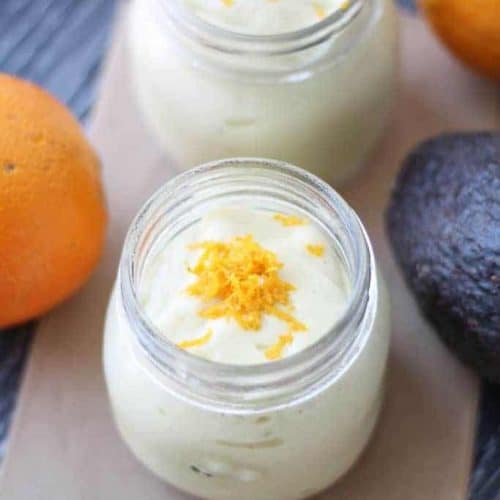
[386,132,500,382]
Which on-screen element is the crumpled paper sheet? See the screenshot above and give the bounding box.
[2,9,498,500]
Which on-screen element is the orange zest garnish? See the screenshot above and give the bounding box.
[312,2,326,20]
[177,329,213,350]
[268,306,307,333]
[265,334,293,360]
[273,213,306,227]
[187,235,296,330]
[187,235,308,359]
[306,244,325,257]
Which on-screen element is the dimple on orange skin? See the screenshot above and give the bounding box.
[0,74,107,328]
[420,0,500,80]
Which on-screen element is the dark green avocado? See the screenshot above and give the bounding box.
[386,132,500,382]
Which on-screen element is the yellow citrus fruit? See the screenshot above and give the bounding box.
[420,0,500,80]
[0,74,107,327]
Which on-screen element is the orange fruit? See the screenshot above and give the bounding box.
[420,0,500,80]
[0,74,107,328]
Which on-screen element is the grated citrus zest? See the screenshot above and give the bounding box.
[187,235,307,359]
[312,2,327,19]
[273,213,306,227]
[306,244,325,257]
[177,329,213,350]
[265,334,293,360]
[268,306,307,333]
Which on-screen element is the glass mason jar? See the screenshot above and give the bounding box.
[103,159,390,500]
[127,0,398,185]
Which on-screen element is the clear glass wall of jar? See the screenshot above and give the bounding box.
[127,0,398,185]
[103,159,391,500]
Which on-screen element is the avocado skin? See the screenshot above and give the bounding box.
[386,132,500,382]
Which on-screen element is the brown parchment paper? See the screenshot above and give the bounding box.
[2,9,499,500]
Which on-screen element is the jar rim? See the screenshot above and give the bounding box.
[159,0,369,57]
[119,158,375,413]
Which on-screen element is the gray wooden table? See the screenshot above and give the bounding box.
[0,1,498,498]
